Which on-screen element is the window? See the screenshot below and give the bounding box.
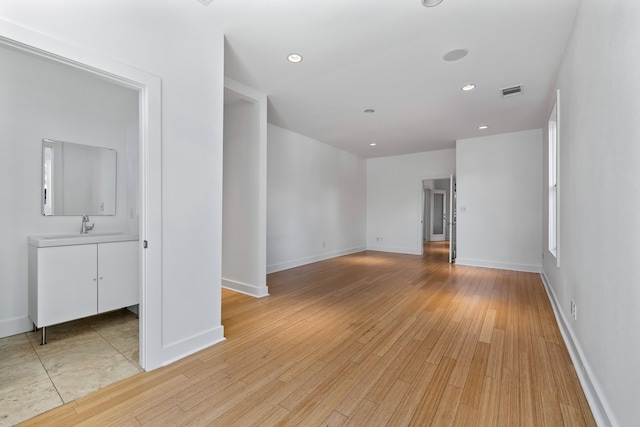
[548,91,559,264]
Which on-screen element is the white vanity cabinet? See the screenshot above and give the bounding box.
[28,234,139,339]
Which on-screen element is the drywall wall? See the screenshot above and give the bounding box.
[367,149,455,255]
[223,90,267,297]
[456,129,542,272]
[267,124,366,273]
[541,0,640,425]
[0,44,138,337]
[1,0,225,368]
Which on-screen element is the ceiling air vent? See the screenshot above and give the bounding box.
[501,85,523,97]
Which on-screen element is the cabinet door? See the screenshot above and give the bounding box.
[98,241,139,313]
[37,245,98,326]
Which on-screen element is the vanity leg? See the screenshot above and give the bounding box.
[32,322,37,332]
[41,326,47,345]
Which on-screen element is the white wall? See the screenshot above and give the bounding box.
[0,44,138,337]
[367,149,455,255]
[541,0,640,425]
[456,129,542,272]
[1,0,225,368]
[223,94,267,297]
[267,124,366,273]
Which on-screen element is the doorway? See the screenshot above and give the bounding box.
[0,21,162,371]
[222,79,268,298]
[421,175,456,263]
[0,26,163,423]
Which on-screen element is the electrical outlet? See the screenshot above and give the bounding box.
[570,300,577,320]
[322,241,326,248]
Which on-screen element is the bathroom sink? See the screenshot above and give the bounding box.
[28,232,138,247]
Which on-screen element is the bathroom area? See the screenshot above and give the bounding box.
[0,42,142,424]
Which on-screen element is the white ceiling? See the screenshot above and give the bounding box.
[214,0,579,158]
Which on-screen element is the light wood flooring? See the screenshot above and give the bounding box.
[20,242,595,426]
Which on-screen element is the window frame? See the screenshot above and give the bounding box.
[548,90,560,266]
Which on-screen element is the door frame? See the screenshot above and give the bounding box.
[449,174,456,263]
[417,174,454,256]
[0,20,162,370]
[222,78,268,297]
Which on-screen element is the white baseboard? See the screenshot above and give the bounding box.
[267,246,366,274]
[366,245,422,256]
[146,325,225,371]
[222,278,269,298]
[455,258,541,273]
[0,315,34,339]
[540,272,615,427]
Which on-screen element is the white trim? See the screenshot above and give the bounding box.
[0,316,33,338]
[456,258,541,273]
[366,246,422,256]
[540,272,616,427]
[222,278,269,298]
[157,326,225,368]
[267,246,366,274]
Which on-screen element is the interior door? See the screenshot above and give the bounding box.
[449,174,456,263]
[430,190,446,241]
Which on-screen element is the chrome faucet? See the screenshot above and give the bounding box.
[81,214,94,234]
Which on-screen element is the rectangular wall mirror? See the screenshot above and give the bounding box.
[42,138,117,216]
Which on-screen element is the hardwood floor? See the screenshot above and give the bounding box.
[20,243,595,426]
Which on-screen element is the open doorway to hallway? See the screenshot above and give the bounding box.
[422,177,455,261]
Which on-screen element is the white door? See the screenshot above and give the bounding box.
[449,174,456,263]
[430,190,446,242]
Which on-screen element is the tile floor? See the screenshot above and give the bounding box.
[0,310,141,426]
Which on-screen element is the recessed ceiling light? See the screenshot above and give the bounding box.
[422,0,444,6]
[443,49,469,62]
[287,53,303,63]
[364,109,375,114]
[478,125,489,130]
[369,142,377,146]
[462,84,476,91]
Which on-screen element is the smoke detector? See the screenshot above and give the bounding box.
[195,0,214,5]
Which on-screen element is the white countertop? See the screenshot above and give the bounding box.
[28,232,139,248]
